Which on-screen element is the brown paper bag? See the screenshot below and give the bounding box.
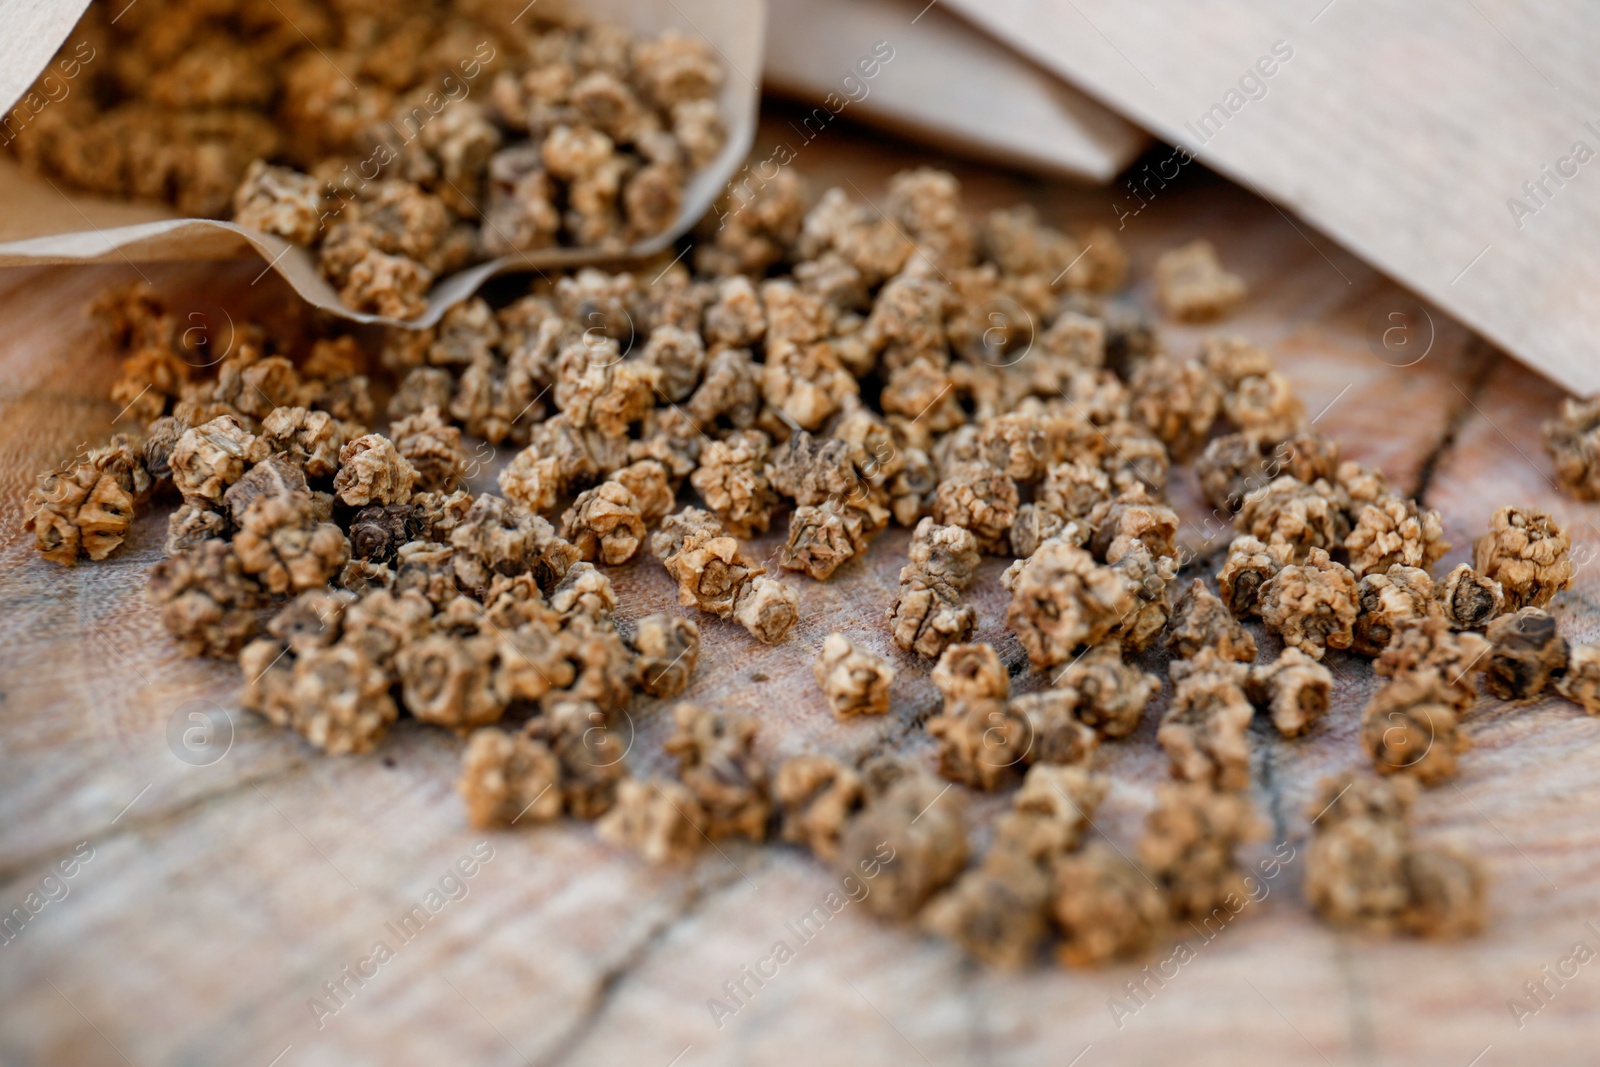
[764,0,1144,182]
[0,0,766,329]
[942,0,1600,396]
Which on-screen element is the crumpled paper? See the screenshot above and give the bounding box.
[0,0,765,329]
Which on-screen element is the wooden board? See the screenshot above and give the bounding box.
[3,111,1599,1067]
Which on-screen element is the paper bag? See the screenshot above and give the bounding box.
[943,0,1600,396]
[0,0,766,329]
[764,0,1144,182]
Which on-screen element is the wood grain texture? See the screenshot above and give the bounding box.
[2,116,1598,1067]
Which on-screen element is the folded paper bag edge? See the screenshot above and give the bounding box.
[0,0,765,331]
[0,0,91,119]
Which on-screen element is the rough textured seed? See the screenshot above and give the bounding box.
[927,696,1032,790]
[1555,644,1600,715]
[780,499,882,581]
[334,433,417,507]
[222,455,308,524]
[25,442,151,565]
[1090,488,1179,565]
[1344,495,1449,578]
[1234,476,1345,562]
[1353,565,1435,657]
[596,778,708,864]
[994,765,1107,866]
[266,589,356,655]
[458,728,563,828]
[1483,607,1568,701]
[165,501,229,556]
[1216,535,1288,619]
[931,642,1009,704]
[1360,672,1467,785]
[239,638,398,755]
[921,842,1053,968]
[1040,458,1115,525]
[148,540,263,657]
[813,633,896,717]
[1159,650,1255,791]
[1304,773,1485,938]
[888,518,981,660]
[732,576,800,644]
[689,430,776,538]
[1109,537,1178,654]
[1009,503,1068,558]
[1246,647,1333,737]
[1473,505,1575,611]
[232,495,351,595]
[1196,432,1271,514]
[1054,644,1158,739]
[1224,372,1306,443]
[666,702,770,841]
[1398,845,1488,939]
[1165,578,1257,663]
[1008,690,1099,768]
[1543,395,1600,500]
[1200,335,1274,390]
[390,406,467,492]
[1005,540,1138,670]
[1154,239,1246,321]
[396,625,507,733]
[1375,610,1490,712]
[1050,842,1168,967]
[170,416,257,505]
[629,613,700,699]
[1257,547,1359,659]
[349,505,417,565]
[654,507,762,619]
[525,699,627,818]
[1138,783,1263,919]
[1304,774,1415,933]
[1435,564,1506,630]
[774,755,863,861]
[837,769,967,920]
[561,480,648,565]
[1128,356,1222,463]
[232,160,325,245]
[451,493,579,594]
[931,460,1020,556]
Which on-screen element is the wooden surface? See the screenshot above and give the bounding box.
[4,114,1600,1067]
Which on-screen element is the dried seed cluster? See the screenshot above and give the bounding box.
[40,159,1574,969]
[13,4,728,318]
[1544,396,1600,500]
[813,633,896,718]
[924,642,1109,793]
[651,506,799,644]
[889,518,981,659]
[1304,773,1486,938]
[1158,650,1255,791]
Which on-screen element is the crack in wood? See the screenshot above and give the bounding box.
[1411,340,1499,506]
[1334,937,1379,1066]
[957,957,992,1067]
[539,861,759,1067]
[0,758,311,887]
